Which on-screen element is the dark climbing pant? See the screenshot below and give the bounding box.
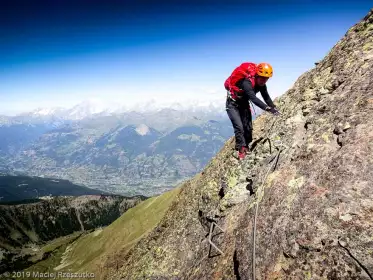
[226,97,253,151]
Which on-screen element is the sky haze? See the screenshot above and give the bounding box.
[1,0,372,115]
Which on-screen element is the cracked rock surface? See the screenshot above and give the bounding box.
[109,9,373,280]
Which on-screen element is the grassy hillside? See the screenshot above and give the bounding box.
[24,231,84,275]
[22,186,181,279]
[0,194,144,274]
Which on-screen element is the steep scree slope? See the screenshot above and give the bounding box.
[109,9,373,280]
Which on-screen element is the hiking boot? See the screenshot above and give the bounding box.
[238,147,248,160]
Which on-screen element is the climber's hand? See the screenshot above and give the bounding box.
[271,108,281,116]
[265,106,280,116]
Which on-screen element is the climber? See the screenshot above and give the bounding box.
[224,62,280,160]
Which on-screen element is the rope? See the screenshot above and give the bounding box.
[252,149,282,280]
[248,101,292,279]
[251,113,284,279]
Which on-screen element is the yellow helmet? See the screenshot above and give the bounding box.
[256,62,273,78]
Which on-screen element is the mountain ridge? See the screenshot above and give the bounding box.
[0,174,115,203]
[2,7,372,280]
[0,193,145,274]
[102,8,373,279]
[11,97,228,121]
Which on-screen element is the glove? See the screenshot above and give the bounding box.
[265,106,280,116]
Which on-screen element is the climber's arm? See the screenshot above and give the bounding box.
[259,85,276,108]
[241,79,268,111]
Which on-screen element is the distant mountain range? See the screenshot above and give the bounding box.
[0,101,242,197]
[8,97,229,122]
[7,120,232,196]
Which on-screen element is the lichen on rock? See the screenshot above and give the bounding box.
[109,8,373,280]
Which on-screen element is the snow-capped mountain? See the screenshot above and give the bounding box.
[18,107,66,118]
[65,99,115,120]
[16,99,118,121]
[135,124,151,136]
[15,96,227,120]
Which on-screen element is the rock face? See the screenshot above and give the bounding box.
[0,195,143,273]
[109,9,373,280]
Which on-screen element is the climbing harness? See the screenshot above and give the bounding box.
[226,91,257,117]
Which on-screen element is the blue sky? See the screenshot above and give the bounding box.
[1,0,372,115]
